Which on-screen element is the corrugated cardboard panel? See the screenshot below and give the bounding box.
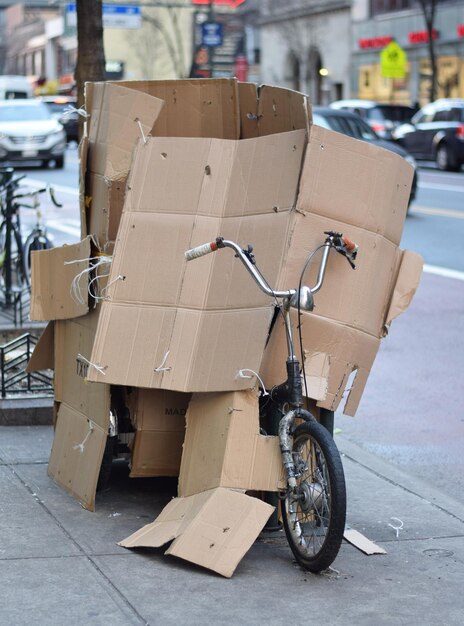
[238,82,259,139]
[119,487,274,578]
[85,82,164,180]
[178,390,285,496]
[129,387,190,431]
[259,312,380,417]
[30,238,91,321]
[48,403,107,511]
[279,212,399,337]
[297,125,413,245]
[79,136,89,239]
[113,78,240,139]
[88,303,273,393]
[54,309,110,431]
[385,249,423,330]
[25,321,54,373]
[123,130,306,218]
[86,172,126,249]
[257,85,311,137]
[108,211,291,310]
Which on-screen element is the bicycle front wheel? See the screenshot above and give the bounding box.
[0,223,28,294]
[281,420,346,573]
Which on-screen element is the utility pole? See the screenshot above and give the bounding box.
[208,0,215,78]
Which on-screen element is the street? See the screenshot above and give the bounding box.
[17,148,464,503]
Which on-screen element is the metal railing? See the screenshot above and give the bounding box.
[0,333,53,398]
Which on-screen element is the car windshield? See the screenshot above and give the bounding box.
[367,106,415,123]
[0,103,52,122]
[314,112,377,140]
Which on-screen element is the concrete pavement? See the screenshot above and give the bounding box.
[1,423,463,626]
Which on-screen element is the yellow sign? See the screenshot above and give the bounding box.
[380,41,407,79]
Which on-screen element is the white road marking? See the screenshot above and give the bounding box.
[423,264,464,281]
[46,219,81,238]
[419,182,464,193]
[410,206,464,219]
[23,177,79,196]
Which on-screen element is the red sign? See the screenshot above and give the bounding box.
[191,0,246,6]
[408,29,439,44]
[458,24,464,38]
[358,36,393,49]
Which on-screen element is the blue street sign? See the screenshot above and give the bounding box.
[66,4,141,29]
[201,22,223,47]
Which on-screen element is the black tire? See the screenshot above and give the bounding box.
[281,420,346,573]
[54,155,64,169]
[97,435,117,492]
[23,233,53,281]
[0,223,28,294]
[436,144,459,172]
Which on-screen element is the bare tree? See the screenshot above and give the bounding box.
[417,0,438,102]
[75,0,106,110]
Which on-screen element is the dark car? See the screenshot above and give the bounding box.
[312,106,418,208]
[329,99,417,140]
[37,95,79,143]
[392,99,464,171]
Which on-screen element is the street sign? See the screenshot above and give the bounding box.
[201,22,224,47]
[380,41,407,79]
[192,0,246,7]
[66,4,142,30]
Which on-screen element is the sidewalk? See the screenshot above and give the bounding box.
[1,421,463,626]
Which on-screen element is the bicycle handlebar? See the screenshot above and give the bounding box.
[185,230,358,301]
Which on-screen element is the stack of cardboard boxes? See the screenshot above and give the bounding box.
[28,79,422,577]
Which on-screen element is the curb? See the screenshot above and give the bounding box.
[0,396,54,426]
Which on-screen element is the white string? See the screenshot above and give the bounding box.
[135,118,148,144]
[154,351,171,373]
[65,104,89,119]
[77,353,107,376]
[388,517,404,539]
[99,274,124,299]
[236,368,268,395]
[65,256,112,305]
[73,421,95,453]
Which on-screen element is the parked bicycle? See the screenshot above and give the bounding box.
[0,167,61,304]
[185,230,358,573]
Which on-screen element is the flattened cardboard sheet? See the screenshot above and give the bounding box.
[54,309,110,431]
[178,389,285,496]
[26,321,54,373]
[85,172,126,249]
[113,78,240,139]
[30,237,91,321]
[260,312,380,417]
[344,528,387,555]
[296,125,413,245]
[119,487,274,578]
[86,82,164,180]
[385,249,423,330]
[48,403,107,511]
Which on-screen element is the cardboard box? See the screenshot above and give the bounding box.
[85,172,126,250]
[119,487,274,578]
[128,388,191,478]
[178,389,285,497]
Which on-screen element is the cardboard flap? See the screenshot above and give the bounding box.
[26,321,54,373]
[30,237,92,321]
[119,488,274,578]
[257,84,311,137]
[48,404,107,511]
[86,82,164,180]
[385,249,423,330]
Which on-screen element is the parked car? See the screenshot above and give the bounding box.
[392,99,464,172]
[0,75,33,99]
[329,99,417,140]
[312,106,418,207]
[0,99,66,168]
[37,95,79,143]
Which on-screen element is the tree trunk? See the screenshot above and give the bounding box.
[418,0,437,102]
[75,0,106,117]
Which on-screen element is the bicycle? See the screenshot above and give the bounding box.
[185,230,358,573]
[0,167,61,304]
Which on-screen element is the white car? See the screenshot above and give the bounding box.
[0,99,67,168]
